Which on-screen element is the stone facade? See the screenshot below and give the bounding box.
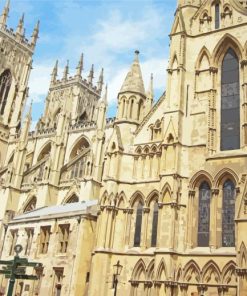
[0,0,247,295]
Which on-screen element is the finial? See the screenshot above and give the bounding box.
[103,84,108,103]
[147,73,154,100]
[134,50,140,61]
[97,68,104,93]
[0,0,10,28]
[76,53,83,77]
[16,13,25,36]
[51,60,58,84]
[27,99,33,119]
[31,20,40,49]
[63,60,69,81]
[88,64,94,84]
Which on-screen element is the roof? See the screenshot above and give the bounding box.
[119,50,145,95]
[13,200,98,221]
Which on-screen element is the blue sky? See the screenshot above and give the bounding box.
[3,0,177,126]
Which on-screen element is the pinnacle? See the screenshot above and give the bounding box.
[120,50,145,95]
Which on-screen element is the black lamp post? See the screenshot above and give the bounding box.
[113,261,123,296]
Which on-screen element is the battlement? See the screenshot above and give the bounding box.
[0,1,39,53]
[50,75,101,97]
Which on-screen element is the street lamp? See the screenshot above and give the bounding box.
[112,261,123,296]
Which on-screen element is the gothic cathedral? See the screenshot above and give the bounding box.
[0,0,247,296]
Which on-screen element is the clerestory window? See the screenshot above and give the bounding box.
[198,182,211,247]
[221,48,240,151]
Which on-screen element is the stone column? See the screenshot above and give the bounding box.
[142,208,150,249]
[186,190,195,249]
[124,209,133,247]
[210,188,219,249]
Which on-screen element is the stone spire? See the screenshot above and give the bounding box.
[76,53,83,77]
[0,0,10,29]
[119,50,145,95]
[97,68,104,93]
[63,60,69,81]
[103,84,107,103]
[146,73,154,100]
[88,64,94,84]
[16,13,25,37]
[31,20,39,49]
[20,100,32,143]
[51,60,58,84]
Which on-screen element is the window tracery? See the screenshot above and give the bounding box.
[215,3,220,29]
[23,196,37,213]
[151,201,158,247]
[198,182,211,247]
[0,70,12,115]
[134,201,143,247]
[221,48,240,151]
[222,179,235,247]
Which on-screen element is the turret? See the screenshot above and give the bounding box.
[88,64,94,85]
[16,13,25,38]
[51,60,58,85]
[96,85,107,131]
[63,60,69,81]
[117,50,147,123]
[76,53,83,77]
[20,100,32,144]
[31,20,39,49]
[97,68,104,93]
[145,73,154,115]
[0,0,10,29]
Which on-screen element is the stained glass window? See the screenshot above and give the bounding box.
[134,202,143,247]
[0,70,12,115]
[222,180,235,247]
[151,202,159,247]
[221,48,240,150]
[215,4,220,29]
[198,182,211,247]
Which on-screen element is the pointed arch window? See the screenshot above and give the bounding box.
[151,201,159,247]
[222,179,235,247]
[221,48,240,151]
[215,3,220,29]
[0,70,12,115]
[24,196,37,213]
[198,181,211,247]
[134,201,143,247]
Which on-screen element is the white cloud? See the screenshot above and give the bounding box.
[29,63,52,103]
[27,2,171,121]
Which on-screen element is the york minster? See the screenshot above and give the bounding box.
[0,0,246,295]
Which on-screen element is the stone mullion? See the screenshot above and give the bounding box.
[133,157,138,178]
[141,156,145,179]
[186,190,195,249]
[157,153,161,177]
[156,203,163,248]
[122,209,129,248]
[209,189,219,249]
[161,146,167,172]
[100,209,108,248]
[103,208,111,248]
[142,208,150,248]
[149,155,153,178]
[124,209,133,247]
[110,208,117,249]
[95,210,103,247]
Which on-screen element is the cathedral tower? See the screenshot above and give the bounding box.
[0,0,38,166]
